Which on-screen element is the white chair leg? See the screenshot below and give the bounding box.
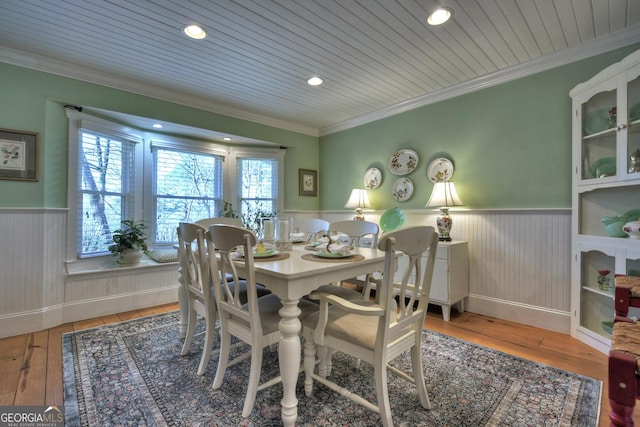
[303,330,316,396]
[212,328,231,390]
[317,345,329,378]
[180,308,197,356]
[374,361,392,427]
[197,318,215,375]
[411,339,431,409]
[242,345,264,418]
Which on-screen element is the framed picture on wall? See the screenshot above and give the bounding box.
[299,168,317,196]
[0,128,39,181]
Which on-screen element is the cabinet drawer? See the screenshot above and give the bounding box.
[436,245,448,259]
[426,244,449,259]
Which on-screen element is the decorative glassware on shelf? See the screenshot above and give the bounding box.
[608,106,617,129]
[601,215,628,237]
[623,219,640,239]
[629,149,640,173]
[597,269,611,291]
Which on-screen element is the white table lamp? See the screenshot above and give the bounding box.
[425,181,463,241]
[345,188,371,221]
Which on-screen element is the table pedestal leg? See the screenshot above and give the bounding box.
[279,299,302,427]
[177,267,188,338]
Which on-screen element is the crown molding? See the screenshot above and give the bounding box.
[319,24,640,136]
[0,46,319,137]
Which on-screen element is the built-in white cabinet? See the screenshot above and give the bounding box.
[570,49,640,354]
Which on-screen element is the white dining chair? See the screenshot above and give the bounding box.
[302,226,439,427]
[177,222,268,376]
[293,218,329,242]
[206,224,318,418]
[313,220,380,300]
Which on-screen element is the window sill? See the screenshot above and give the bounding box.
[66,255,178,279]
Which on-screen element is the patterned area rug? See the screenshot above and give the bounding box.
[63,311,602,426]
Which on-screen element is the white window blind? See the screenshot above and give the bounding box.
[77,130,136,257]
[153,147,224,244]
[237,157,278,230]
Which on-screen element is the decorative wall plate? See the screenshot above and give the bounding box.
[391,177,413,201]
[387,149,419,176]
[427,158,454,183]
[363,167,382,189]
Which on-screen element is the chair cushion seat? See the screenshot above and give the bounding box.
[216,280,271,305]
[612,321,640,371]
[302,303,397,350]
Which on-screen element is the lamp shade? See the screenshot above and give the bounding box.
[344,188,371,209]
[425,181,463,208]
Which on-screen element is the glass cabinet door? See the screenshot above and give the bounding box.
[580,87,617,181]
[627,69,640,178]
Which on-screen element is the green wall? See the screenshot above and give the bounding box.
[319,44,640,211]
[2,43,640,212]
[0,63,319,210]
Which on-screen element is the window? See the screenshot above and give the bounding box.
[153,145,224,244]
[77,131,136,256]
[66,110,284,262]
[230,148,285,235]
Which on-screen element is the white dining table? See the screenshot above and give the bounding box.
[177,243,387,426]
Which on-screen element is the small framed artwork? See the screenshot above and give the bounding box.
[0,128,39,181]
[299,168,317,197]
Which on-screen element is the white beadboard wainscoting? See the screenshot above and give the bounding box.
[0,208,571,339]
[0,208,179,339]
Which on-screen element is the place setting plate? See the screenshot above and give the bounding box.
[314,250,354,259]
[253,248,280,258]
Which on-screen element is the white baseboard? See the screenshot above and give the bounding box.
[0,286,179,339]
[465,294,571,334]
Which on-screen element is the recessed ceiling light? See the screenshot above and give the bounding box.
[183,24,206,39]
[307,76,323,86]
[152,123,163,129]
[427,7,452,26]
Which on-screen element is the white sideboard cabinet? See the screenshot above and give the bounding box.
[392,240,469,321]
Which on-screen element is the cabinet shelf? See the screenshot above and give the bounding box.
[581,285,613,298]
[583,127,617,140]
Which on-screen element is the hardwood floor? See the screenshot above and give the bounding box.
[0,302,629,426]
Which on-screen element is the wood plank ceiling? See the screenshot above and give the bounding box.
[1,0,640,136]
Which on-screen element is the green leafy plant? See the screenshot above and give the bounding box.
[108,219,149,261]
[218,201,239,218]
[242,202,277,235]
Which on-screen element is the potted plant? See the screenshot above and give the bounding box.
[108,219,149,265]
